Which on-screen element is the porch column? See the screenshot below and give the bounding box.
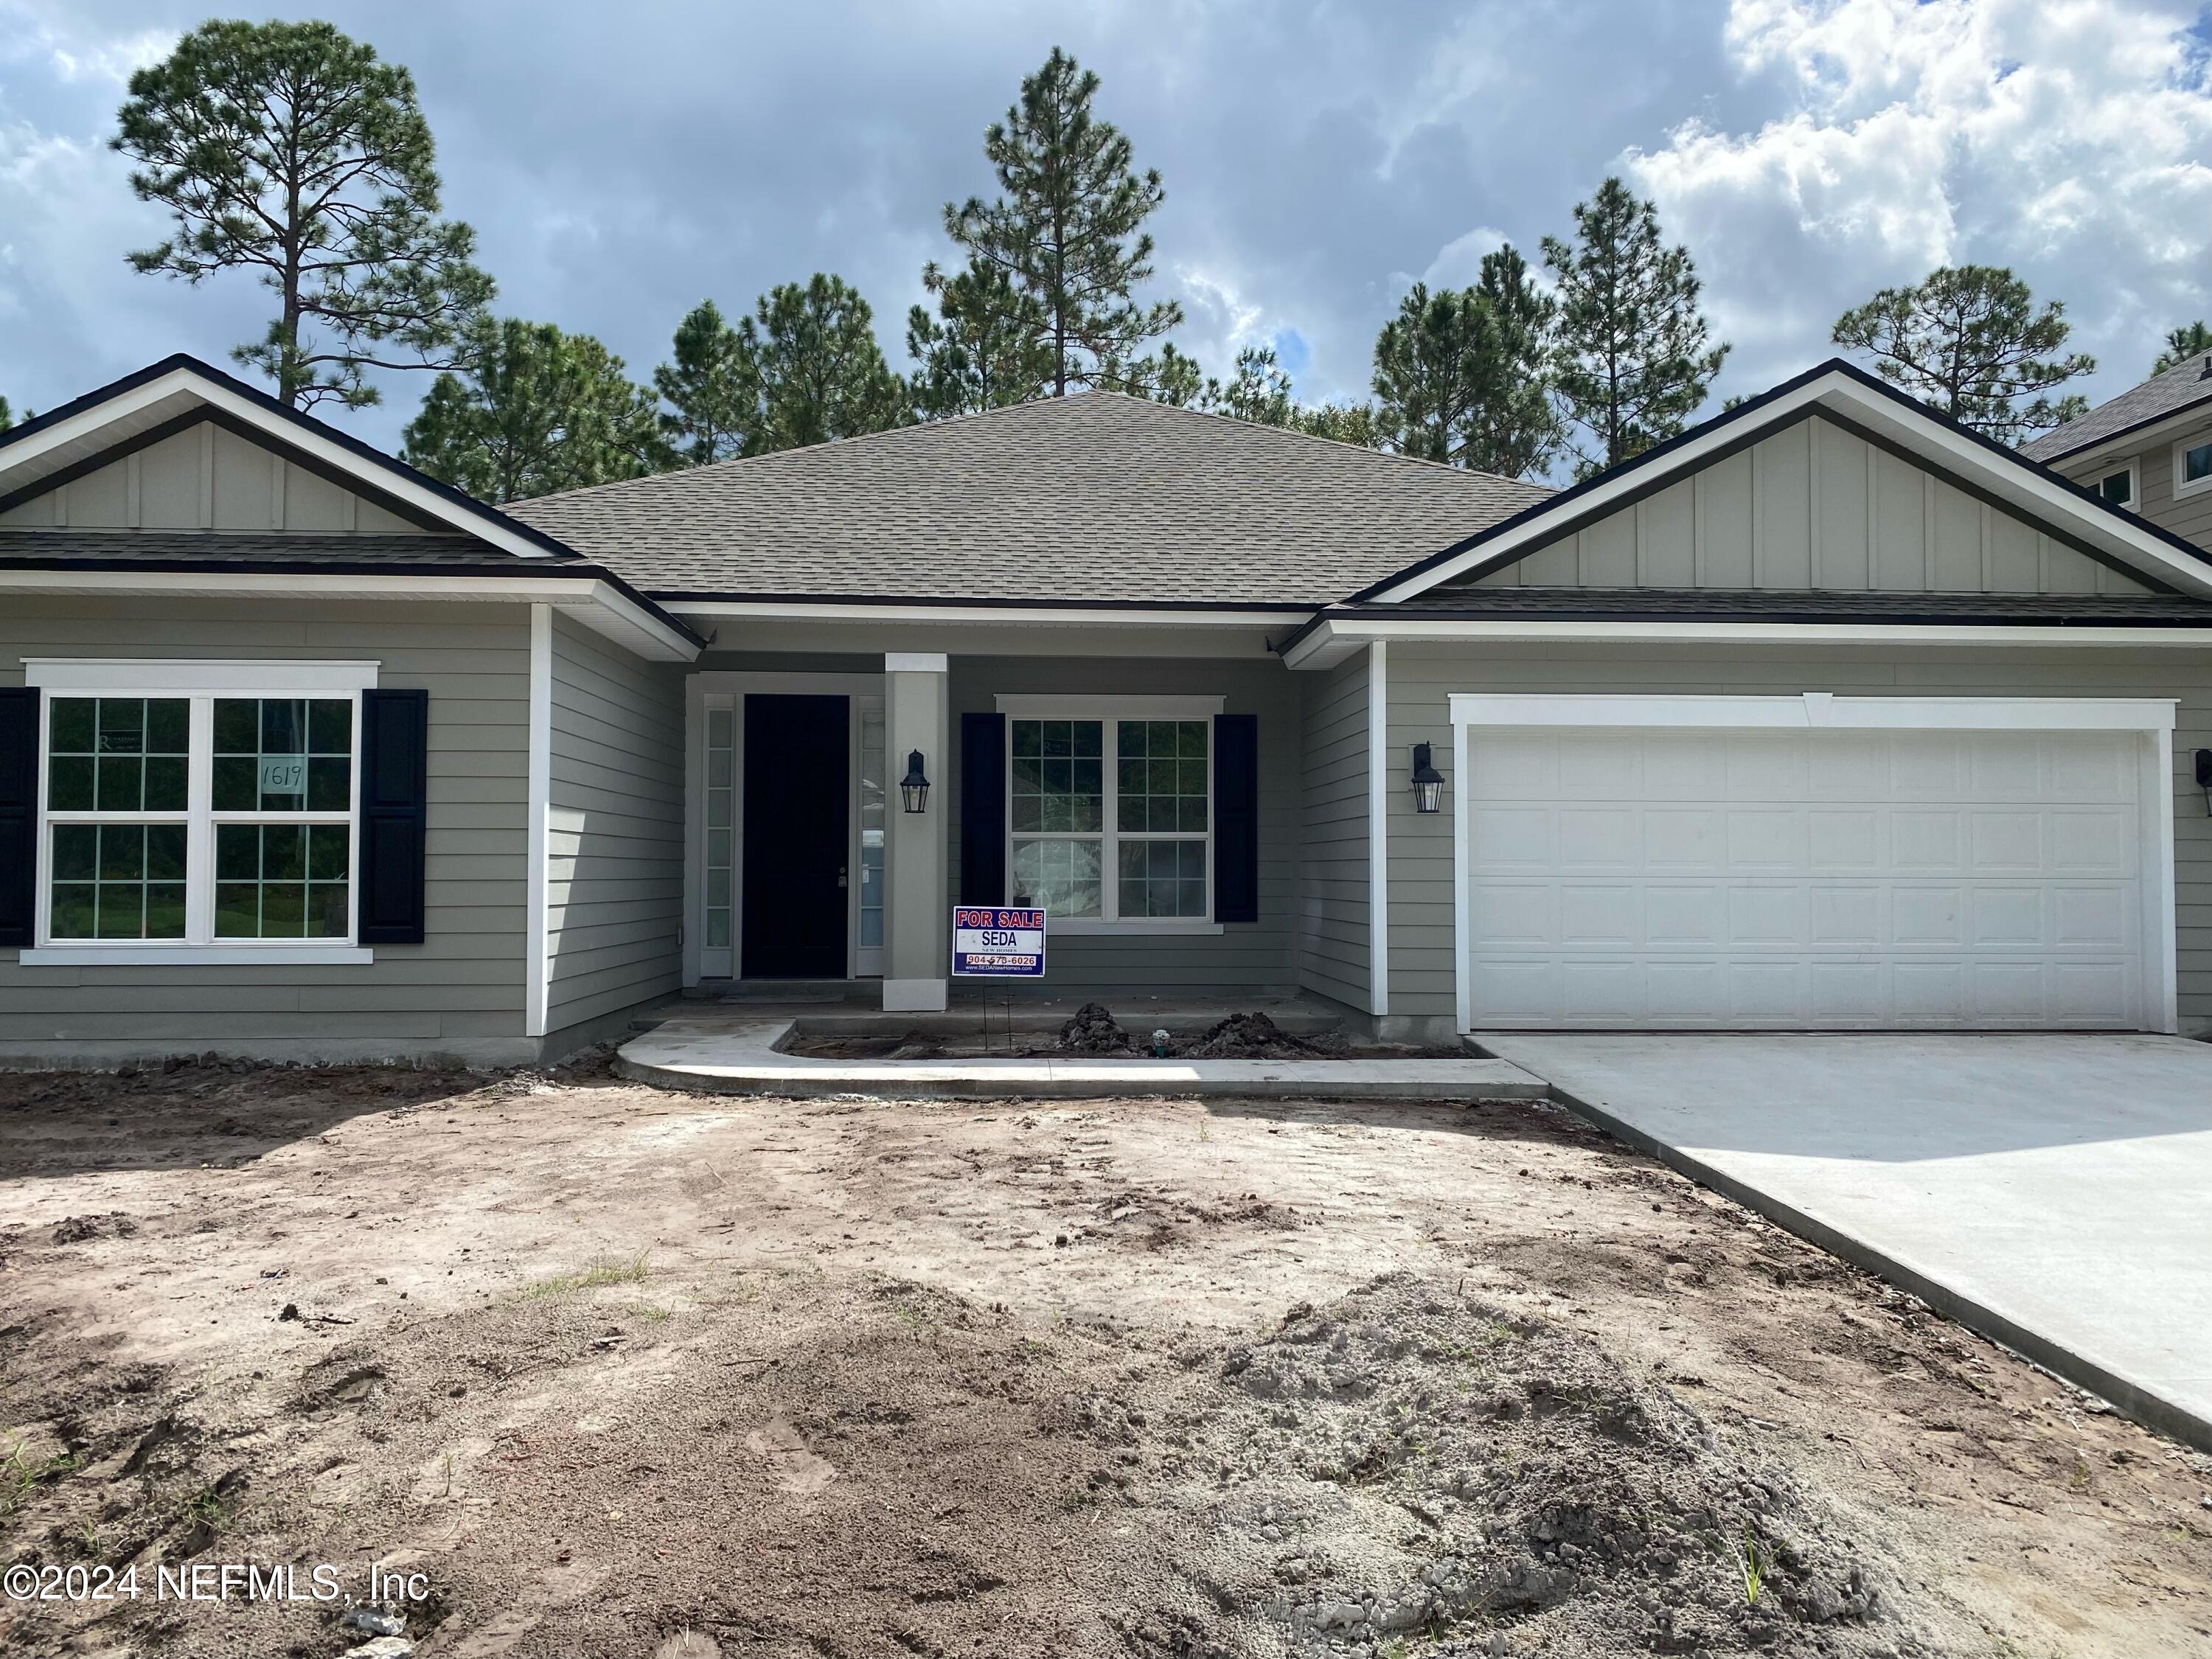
[883,653,949,1011]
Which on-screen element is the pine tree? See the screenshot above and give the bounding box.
[114,19,492,411]
[1462,246,1560,477]
[1832,265,2094,445]
[1132,342,1205,406]
[1370,246,1559,479]
[945,46,1181,396]
[1200,346,1296,425]
[1543,178,1728,476]
[906,262,1053,419]
[401,317,669,502]
[655,300,753,465]
[2153,321,2212,376]
[0,397,11,434]
[739,274,909,453]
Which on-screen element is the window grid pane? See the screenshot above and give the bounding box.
[214,823,351,939]
[47,697,189,813]
[1011,838,1102,917]
[214,697,353,813]
[1117,838,1208,919]
[48,821,187,940]
[1116,719,1208,834]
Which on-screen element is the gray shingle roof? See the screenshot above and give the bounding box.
[504,392,1551,606]
[1343,587,2212,624]
[2021,352,2212,464]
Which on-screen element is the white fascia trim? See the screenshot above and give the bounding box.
[885,652,950,673]
[25,658,378,693]
[1367,370,2212,601]
[1366,641,1388,1019]
[525,605,552,1040]
[995,693,1225,718]
[1447,691,2177,733]
[19,945,372,967]
[671,599,1312,628]
[1281,616,2212,668]
[0,366,558,560]
[0,569,700,662]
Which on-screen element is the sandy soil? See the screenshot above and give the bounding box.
[1,1053,2208,1659]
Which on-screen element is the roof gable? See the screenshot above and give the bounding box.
[505,392,1553,607]
[1461,411,2150,599]
[1358,359,2212,604]
[0,355,573,560]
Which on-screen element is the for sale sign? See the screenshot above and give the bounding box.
[952,907,1046,977]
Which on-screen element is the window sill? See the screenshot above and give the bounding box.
[1046,918,1224,936]
[18,945,375,967]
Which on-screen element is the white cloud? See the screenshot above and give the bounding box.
[1627,0,2212,398]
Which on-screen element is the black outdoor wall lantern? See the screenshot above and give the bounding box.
[1410,742,1446,814]
[900,748,932,813]
[2197,748,2211,815]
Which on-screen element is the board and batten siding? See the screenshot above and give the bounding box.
[1472,415,2150,596]
[0,420,437,535]
[0,596,532,1061]
[945,656,1301,995]
[1295,647,1370,1011]
[1381,641,2212,1037]
[543,611,685,1038]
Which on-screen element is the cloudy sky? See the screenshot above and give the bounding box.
[3,0,2210,462]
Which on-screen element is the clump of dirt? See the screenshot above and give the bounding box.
[1057,1001,1135,1054]
[1178,1011,1346,1060]
[1091,1273,1888,1655]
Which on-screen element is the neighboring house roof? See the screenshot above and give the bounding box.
[0,353,577,562]
[2020,352,2212,466]
[1335,586,2212,625]
[506,392,1552,607]
[1344,357,2212,608]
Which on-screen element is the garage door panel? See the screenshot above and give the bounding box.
[1809,810,1881,871]
[1464,726,2147,1030]
[1468,732,1559,796]
[1970,811,2045,872]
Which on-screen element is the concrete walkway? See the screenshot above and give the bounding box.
[1478,1032,2212,1450]
[616,1009,1548,1102]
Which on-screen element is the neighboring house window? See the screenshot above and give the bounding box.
[27,662,375,961]
[2177,436,2212,501]
[2095,461,2137,509]
[1001,697,1220,926]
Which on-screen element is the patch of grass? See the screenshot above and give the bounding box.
[523,1253,652,1299]
[1733,1520,1769,1605]
[624,1301,674,1325]
[0,1440,75,1517]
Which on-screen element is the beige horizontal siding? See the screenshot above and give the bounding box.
[1297,649,1370,1011]
[0,596,529,1051]
[544,611,685,1032]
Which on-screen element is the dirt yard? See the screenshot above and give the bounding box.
[2,1054,2208,1659]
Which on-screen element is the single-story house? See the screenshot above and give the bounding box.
[3,353,2209,1065]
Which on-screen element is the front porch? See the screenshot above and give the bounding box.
[675,647,1306,1015]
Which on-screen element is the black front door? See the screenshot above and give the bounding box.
[741,695,849,978]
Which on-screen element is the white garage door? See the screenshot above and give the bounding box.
[1466,725,2150,1029]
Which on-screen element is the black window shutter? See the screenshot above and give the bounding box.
[0,687,37,947]
[358,688,428,945]
[1214,713,1259,925]
[959,711,1006,905]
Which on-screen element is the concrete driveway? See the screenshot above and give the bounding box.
[1477,1032,2212,1450]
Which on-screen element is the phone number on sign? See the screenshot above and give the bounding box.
[4,1561,431,1604]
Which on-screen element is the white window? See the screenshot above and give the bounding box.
[998,695,1222,933]
[2176,435,2212,501]
[24,661,377,964]
[2094,460,2138,510]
